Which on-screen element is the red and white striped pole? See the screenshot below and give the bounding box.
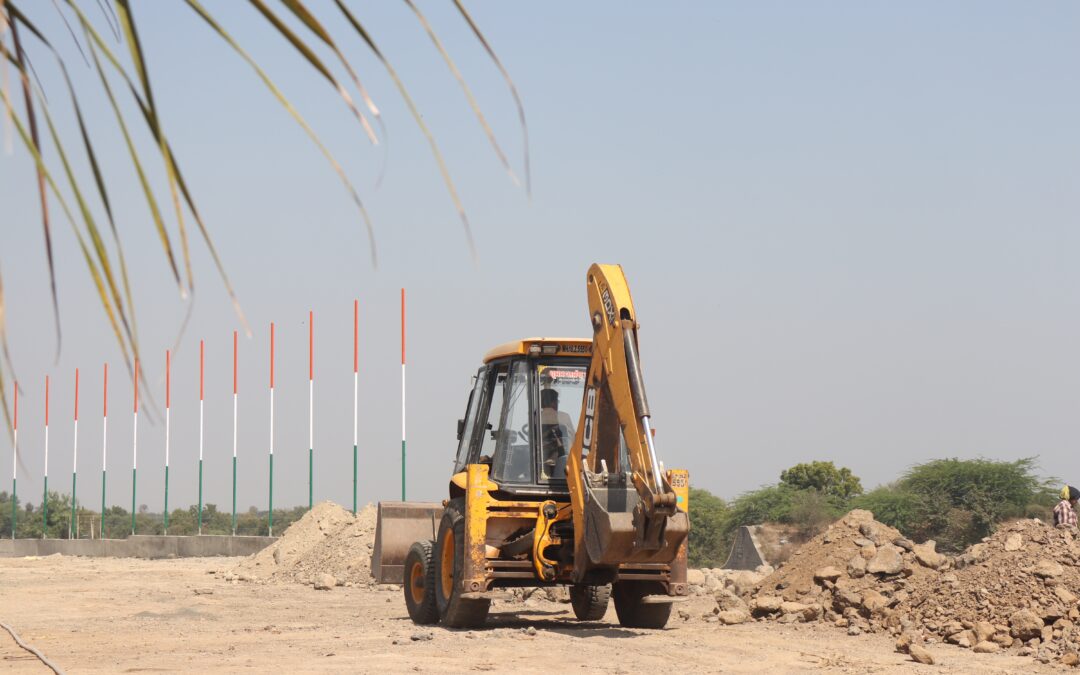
[42,375,48,538]
[352,300,358,515]
[268,322,275,536]
[231,331,238,535]
[308,311,314,510]
[131,360,138,535]
[197,339,205,535]
[400,288,406,501]
[11,381,17,539]
[163,350,171,534]
[69,368,79,539]
[101,363,108,538]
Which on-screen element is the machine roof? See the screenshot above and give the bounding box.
[483,337,592,363]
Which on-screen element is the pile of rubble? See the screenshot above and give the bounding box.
[229,501,378,590]
[719,508,1080,666]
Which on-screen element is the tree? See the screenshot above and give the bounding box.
[0,2,529,426]
[687,488,728,568]
[780,461,863,503]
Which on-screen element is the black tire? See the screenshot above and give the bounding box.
[570,584,611,621]
[612,581,672,629]
[403,540,440,625]
[435,498,491,628]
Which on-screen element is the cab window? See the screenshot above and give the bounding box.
[491,360,534,484]
[453,367,487,472]
[536,363,587,480]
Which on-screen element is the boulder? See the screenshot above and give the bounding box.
[750,595,782,617]
[714,589,748,613]
[973,641,1000,654]
[847,555,867,578]
[725,570,763,596]
[867,545,904,575]
[1004,533,1023,551]
[860,589,890,615]
[1062,652,1080,667]
[687,569,706,586]
[717,609,750,625]
[314,573,336,590]
[1056,586,1078,606]
[1034,559,1064,579]
[909,644,935,665]
[974,621,996,643]
[1010,609,1044,641]
[814,566,843,583]
[912,541,947,570]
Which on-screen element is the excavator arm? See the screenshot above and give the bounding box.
[566,264,689,582]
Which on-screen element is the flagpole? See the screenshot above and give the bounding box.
[11,382,17,539]
[401,288,406,502]
[164,350,170,534]
[232,331,238,535]
[268,322,275,536]
[352,300,358,515]
[131,360,139,536]
[308,310,314,511]
[101,363,108,539]
[198,339,205,535]
[43,376,49,538]
[70,368,79,539]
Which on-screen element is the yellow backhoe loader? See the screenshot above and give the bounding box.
[371,264,690,628]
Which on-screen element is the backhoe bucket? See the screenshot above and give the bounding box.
[370,501,444,584]
[583,482,688,565]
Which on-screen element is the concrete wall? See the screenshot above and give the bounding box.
[0,535,276,559]
[722,526,766,570]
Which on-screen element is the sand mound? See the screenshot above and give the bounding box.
[232,501,378,587]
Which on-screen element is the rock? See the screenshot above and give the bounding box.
[750,595,782,617]
[193,588,214,596]
[860,589,890,615]
[814,566,843,583]
[1010,609,1044,641]
[973,641,999,654]
[726,570,763,596]
[755,564,775,576]
[1057,587,1079,606]
[974,621,996,643]
[314,573,336,590]
[847,625,862,636]
[687,569,706,586]
[273,547,283,564]
[912,541,947,570]
[867,545,904,575]
[895,631,918,653]
[859,521,890,545]
[717,609,750,625]
[833,583,862,608]
[1035,559,1065,579]
[909,644,934,665]
[854,538,874,548]
[1004,533,1023,551]
[847,555,867,578]
[1063,652,1080,667]
[714,589,748,613]
[892,537,914,552]
[410,632,434,642]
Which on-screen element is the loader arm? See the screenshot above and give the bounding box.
[566,264,688,582]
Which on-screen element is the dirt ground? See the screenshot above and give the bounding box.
[0,556,1066,674]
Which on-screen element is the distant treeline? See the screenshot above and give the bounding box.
[0,491,309,539]
[689,458,1057,568]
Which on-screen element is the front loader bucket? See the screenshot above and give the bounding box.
[370,501,444,584]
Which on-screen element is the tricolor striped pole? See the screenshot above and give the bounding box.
[268,322,275,536]
[11,382,17,539]
[131,359,138,535]
[401,288,406,501]
[198,339,205,535]
[101,363,108,539]
[164,350,171,534]
[69,368,79,539]
[308,310,314,511]
[42,375,49,538]
[352,300,358,515]
[231,331,238,535]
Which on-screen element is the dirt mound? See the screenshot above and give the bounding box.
[746,510,1080,667]
[231,501,378,588]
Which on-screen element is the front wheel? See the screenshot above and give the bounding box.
[403,540,439,624]
[435,498,490,628]
[570,584,610,621]
[612,581,672,629]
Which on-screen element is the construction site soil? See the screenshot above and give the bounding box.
[0,504,1074,673]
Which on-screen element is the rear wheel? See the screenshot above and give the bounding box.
[570,584,610,621]
[612,581,672,629]
[403,540,439,625]
[435,498,490,628]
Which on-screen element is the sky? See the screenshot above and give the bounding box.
[1,1,1079,515]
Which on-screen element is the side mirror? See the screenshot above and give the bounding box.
[457,418,465,441]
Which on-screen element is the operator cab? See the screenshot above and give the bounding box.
[453,338,591,498]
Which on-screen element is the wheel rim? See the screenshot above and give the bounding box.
[409,560,425,605]
[440,529,455,601]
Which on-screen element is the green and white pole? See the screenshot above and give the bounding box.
[164,350,171,534]
[198,339,205,535]
[69,368,79,539]
[42,375,49,538]
[232,331,238,535]
[352,300,358,515]
[101,363,108,539]
[131,359,139,536]
[268,322,275,536]
[11,382,17,539]
[308,310,314,511]
[400,288,406,502]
